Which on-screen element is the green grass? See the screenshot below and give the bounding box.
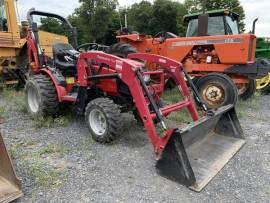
[39,144,68,157]
[160,87,263,122]
[161,87,182,104]
[33,116,71,129]
[161,87,193,123]
[0,87,27,116]
[236,91,262,118]
[9,141,68,189]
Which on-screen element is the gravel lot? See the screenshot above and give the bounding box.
[0,91,269,203]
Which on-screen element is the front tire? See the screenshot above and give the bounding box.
[85,98,122,143]
[195,73,238,109]
[25,74,59,117]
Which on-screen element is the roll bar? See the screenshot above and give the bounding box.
[27,9,78,47]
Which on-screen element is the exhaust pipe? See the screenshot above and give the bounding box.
[252,18,258,34]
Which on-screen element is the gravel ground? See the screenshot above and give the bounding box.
[0,92,269,203]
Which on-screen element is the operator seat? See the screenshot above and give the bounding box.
[53,43,79,76]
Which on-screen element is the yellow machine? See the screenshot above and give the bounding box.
[0,0,68,85]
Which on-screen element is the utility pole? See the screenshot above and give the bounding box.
[124,6,127,28]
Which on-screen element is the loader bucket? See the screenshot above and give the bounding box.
[156,105,245,192]
[0,133,23,202]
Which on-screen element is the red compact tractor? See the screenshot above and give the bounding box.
[24,10,245,191]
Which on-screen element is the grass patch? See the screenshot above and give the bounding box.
[33,116,71,129]
[39,144,67,157]
[0,87,26,116]
[23,159,66,189]
[161,87,182,104]
[161,87,193,123]
[236,92,262,118]
[166,109,193,123]
[9,141,68,189]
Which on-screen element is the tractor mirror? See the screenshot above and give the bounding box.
[198,14,209,36]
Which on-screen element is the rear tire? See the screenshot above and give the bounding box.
[238,79,256,100]
[195,73,238,109]
[25,74,59,117]
[107,42,137,58]
[85,98,122,143]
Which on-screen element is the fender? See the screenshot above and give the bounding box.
[39,69,68,102]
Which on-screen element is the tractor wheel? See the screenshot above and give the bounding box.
[107,42,137,58]
[25,74,59,117]
[238,79,256,100]
[85,98,123,143]
[195,73,238,109]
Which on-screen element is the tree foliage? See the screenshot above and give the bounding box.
[39,0,247,45]
[39,17,65,35]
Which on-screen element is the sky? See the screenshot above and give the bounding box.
[16,0,270,37]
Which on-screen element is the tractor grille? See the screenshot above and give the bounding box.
[248,37,255,62]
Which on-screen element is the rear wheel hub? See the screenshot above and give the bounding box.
[202,84,225,106]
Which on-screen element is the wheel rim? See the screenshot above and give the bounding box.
[27,85,40,113]
[89,109,107,135]
[202,83,225,107]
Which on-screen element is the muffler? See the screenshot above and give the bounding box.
[156,105,245,192]
[0,132,23,202]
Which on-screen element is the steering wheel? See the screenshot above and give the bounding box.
[76,43,99,52]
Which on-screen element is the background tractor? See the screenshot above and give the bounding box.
[24,10,245,192]
[111,9,270,109]
[255,37,270,92]
[0,0,68,87]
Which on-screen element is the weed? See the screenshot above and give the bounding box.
[9,140,67,190]
[39,144,67,157]
[236,92,262,118]
[33,116,71,129]
[22,159,66,189]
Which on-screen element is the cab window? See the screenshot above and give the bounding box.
[208,16,225,35]
[0,0,8,32]
[225,16,239,34]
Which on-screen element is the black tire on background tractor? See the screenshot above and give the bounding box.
[25,74,59,117]
[107,42,137,58]
[195,73,238,109]
[238,79,256,100]
[85,98,123,143]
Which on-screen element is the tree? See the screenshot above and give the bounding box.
[70,0,119,44]
[126,1,153,34]
[184,0,245,32]
[39,17,66,35]
[126,0,187,36]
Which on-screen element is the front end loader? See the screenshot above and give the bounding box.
[0,132,23,202]
[113,9,270,109]
[24,10,245,191]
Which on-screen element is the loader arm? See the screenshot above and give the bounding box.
[76,52,245,191]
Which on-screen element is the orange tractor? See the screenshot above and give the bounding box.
[109,9,270,108]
